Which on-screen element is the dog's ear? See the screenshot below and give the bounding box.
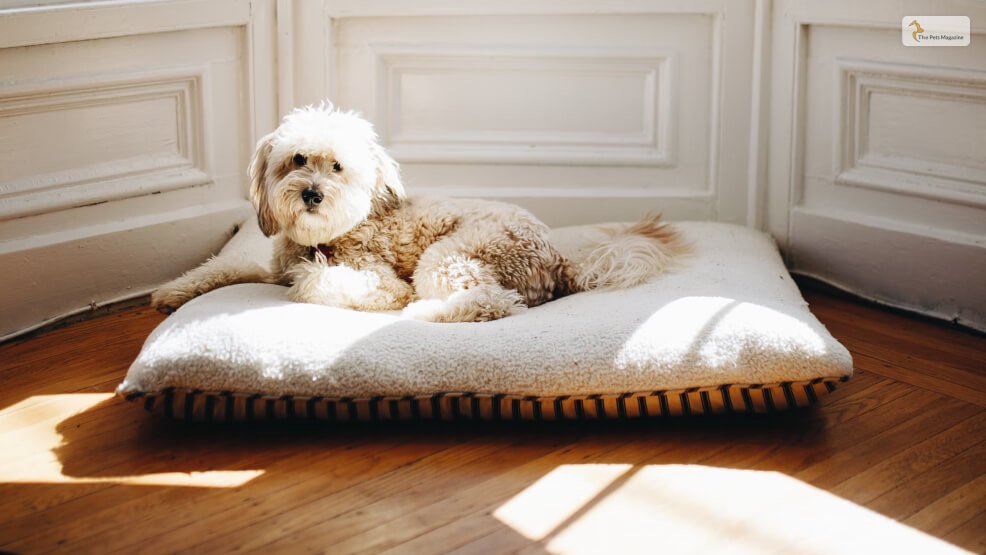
[248,131,280,237]
[371,142,406,206]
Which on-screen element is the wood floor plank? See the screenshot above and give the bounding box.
[755,388,942,477]
[0,307,163,415]
[804,283,986,414]
[851,352,986,408]
[382,504,521,555]
[836,333,984,396]
[803,291,986,394]
[801,284,986,368]
[903,473,986,537]
[941,509,986,553]
[867,440,986,522]
[830,411,986,504]
[0,308,163,376]
[686,380,911,472]
[447,527,536,555]
[794,393,980,489]
[804,371,909,425]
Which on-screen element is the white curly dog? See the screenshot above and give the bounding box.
[152,103,688,323]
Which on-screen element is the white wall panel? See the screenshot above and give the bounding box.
[373,46,674,166]
[0,0,276,340]
[797,25,986,236]
[318,5,759,226]
[835,60,986,208]
[0,68,209,220]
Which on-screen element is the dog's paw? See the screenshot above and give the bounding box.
[402,289,527,323]
[402,299,449,321]
[287,262,381,308]
[150,283,196,314]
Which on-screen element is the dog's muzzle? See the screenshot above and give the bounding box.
[301,187,323,206]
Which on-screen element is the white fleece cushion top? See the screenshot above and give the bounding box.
[118,222,853,400]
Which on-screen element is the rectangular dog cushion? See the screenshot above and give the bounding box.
[117,221,853,420]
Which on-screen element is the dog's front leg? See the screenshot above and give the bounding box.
[152,254,270,313]
[286,258,412,311]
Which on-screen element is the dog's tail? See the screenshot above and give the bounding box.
[568,214,690,292]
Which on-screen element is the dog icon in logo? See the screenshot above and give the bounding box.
[909,19,924,42]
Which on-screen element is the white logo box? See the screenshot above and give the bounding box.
[902,16,971,46]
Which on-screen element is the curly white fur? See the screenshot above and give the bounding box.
[576,215,691,290]
[152,103,689,322]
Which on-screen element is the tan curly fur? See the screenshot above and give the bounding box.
[152,103,688,322]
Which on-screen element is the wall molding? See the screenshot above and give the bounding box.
[410,185,715,200]
[321,0,738,18]
[0,67,211,221]
[835,59,986,209]
[371,45,676,166]
[0,0,250,49]
[789,205,986,331]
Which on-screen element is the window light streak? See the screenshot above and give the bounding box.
[493,464,634,540]
[494,464,968,554]
[0,394,263,488]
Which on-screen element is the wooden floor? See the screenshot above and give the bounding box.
[1,283,984,554]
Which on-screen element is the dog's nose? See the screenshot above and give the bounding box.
[301,188,323,206]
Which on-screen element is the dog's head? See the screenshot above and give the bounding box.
[247,103,405,245]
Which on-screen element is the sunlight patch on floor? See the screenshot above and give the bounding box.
[494,463,633,540]
[0,394,263,488]
[494,464,969,554]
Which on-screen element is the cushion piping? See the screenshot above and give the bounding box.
[117,376,849,421]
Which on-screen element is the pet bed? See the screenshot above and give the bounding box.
[117,220,853,421]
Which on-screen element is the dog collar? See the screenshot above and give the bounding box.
[309,244,335,259]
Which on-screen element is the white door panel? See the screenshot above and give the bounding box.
[768,0,986,330]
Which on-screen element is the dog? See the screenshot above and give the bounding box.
[151,103,689,322]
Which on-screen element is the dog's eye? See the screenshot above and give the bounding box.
[333,161,343,172]
[293,153,307,166]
